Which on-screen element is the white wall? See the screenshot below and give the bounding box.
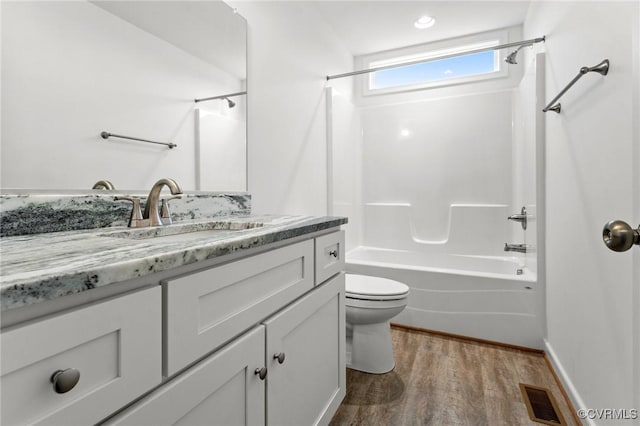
[229,1,353,216]
[1,1,241,191]
[525,2,639,422]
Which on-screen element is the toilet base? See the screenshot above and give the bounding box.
[346,321,395,374]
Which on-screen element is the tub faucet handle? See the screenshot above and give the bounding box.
[508,206,528,230]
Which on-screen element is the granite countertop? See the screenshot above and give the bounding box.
[0,215,347,311]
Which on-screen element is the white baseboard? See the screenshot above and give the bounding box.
[544,339,594,426]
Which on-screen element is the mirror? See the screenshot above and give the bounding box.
[0,0,247,192]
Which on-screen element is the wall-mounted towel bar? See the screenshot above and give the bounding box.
[100,131,176,149]
[543,59,609,113]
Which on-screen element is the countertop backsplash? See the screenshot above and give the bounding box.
[0,191,251,237]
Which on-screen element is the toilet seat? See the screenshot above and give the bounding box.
[346,274,409,301]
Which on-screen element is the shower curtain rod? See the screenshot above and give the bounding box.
[326,36,546,81]
[194,91,247,103]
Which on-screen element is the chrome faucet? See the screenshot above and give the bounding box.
[143,178,183,226]
[504,243,528,253]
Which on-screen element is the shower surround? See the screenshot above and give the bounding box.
[330,53,545,348]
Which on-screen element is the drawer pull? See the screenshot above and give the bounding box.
[273,352,286,364]
[328,250,338,258]
[254,367,267,380]
[50,368,80,394]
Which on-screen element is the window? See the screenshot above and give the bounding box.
[370,49,497,90]
[360,31,509,95]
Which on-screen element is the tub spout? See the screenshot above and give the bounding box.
[504,243,529,253]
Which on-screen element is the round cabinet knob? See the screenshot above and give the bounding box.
[273,352,286,364]
[602,220,640,252]
[50,368,80,394]
[254,367,267,380]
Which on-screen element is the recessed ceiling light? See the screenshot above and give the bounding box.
[414,15,435,29]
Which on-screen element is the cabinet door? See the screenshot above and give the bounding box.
[1,287,161,426]
[264,274,345,426]
[103,326,266,426]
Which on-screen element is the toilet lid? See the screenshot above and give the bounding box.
[345,274,409,300]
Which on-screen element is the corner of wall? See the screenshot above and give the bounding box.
[543,339,595,426]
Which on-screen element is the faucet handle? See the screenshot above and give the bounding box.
[160,196,182,225]
[115,196,149,228]
[507,206,528,230]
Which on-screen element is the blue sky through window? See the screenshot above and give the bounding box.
[371,50,497,90]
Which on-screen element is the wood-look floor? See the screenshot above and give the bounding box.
[330,326,580,426]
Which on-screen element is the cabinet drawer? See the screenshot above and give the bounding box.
[1,287,162,426]
[164,239,314,376]
[315,231,345,284]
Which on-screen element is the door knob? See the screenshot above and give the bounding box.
[602,220,640,252]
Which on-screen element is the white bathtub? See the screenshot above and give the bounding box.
[346,246,545,349]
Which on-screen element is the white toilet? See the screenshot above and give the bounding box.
[345,273,409,374]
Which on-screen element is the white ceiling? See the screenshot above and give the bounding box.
[311,1,531,56]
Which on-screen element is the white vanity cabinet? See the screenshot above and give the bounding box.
[104,230,346,426]
[0,286,162,426]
